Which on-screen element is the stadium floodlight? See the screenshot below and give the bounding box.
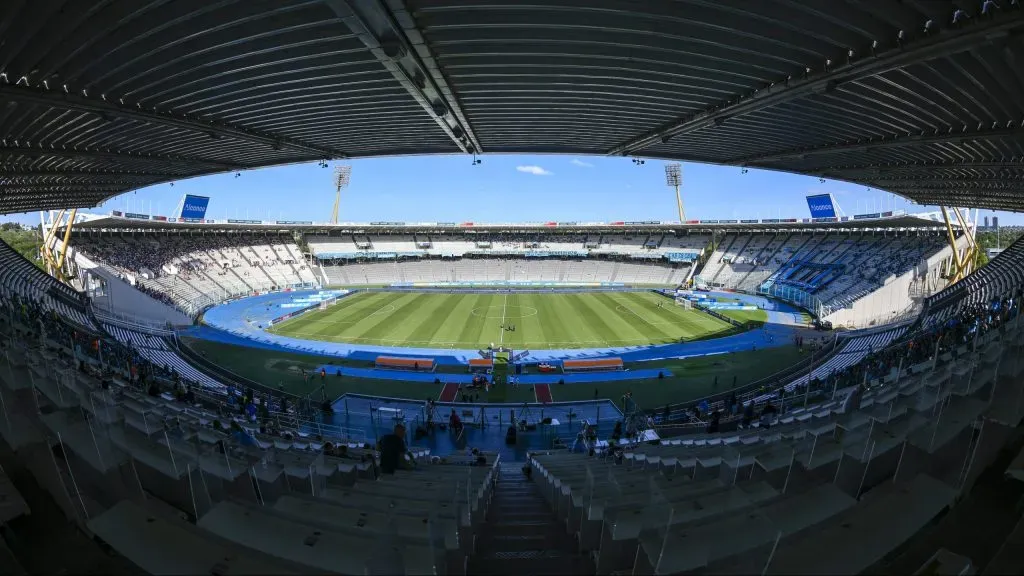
[664,163,685,222]
[331,165,352,224]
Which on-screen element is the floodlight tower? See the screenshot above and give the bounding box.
[664,163,684,223]
[331,165,352,224]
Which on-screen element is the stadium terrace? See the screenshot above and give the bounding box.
[2,2,1024,575]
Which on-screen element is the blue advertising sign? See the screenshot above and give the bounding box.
[180,195,210,220]
[806,194,837,218]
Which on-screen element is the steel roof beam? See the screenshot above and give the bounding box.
[0,145,244,170]
[0,185,130,194]
[870,177,1024,186]
[820,160,1024,175]
[0,83,348,160]
[606,11,1024,157]
[324,0,481,154]
[734,125,1024,166]
[0,169,176,179]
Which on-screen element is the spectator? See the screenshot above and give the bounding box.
[449,409,464,436]
[378,423,409,475]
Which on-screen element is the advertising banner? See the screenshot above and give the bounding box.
[124,212,149,220]
[179,195,210,220]
[276,220,313,225]
[112,210,124,217]
[854,213,881,220]
[806,194,837,218]
[227,219,263,224]
[151,215,168,221]
[718,219,739,224]
[740,219,759,224]
[180,217,205,223]
[812,217,839,223]
[761,218,780,223]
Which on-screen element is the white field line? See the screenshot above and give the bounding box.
[498,291,509,345]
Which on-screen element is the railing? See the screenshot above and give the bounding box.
[92,308,180,333]
[758,283,825,318]
[654,334,839,421]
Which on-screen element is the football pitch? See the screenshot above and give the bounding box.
[268,290,752,349]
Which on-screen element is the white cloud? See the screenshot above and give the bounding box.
[570,159,593,168]
[516,165,552,176]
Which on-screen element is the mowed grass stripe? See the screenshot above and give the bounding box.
[437,294,485,348]
[271,291,742,349]
[595,293,673,343]
[270,291,392,337]
[345,292,425,342]
[456,294,492,346]
[312,292,403,338]
[565,293,620,346]
[628,292,727,338]
[532,294,577,347]
[404,291,465,345]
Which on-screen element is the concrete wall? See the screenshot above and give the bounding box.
[824,238,964,329]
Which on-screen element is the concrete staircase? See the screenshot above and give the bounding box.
[467,463,594,575]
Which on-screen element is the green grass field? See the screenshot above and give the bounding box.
[268,290,761,349]
[180,336,807,409]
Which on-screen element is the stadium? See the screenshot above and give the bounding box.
[0,2,1023,575]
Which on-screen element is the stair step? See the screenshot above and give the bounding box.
[491,511,553,522]
[477,534,551,553]
[466,552,594,576]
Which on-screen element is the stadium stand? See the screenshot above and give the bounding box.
[70,227,960,330]
[74,235,318,316]
[528,304,1021,573]
[698,232,954,328]
[5,1,1024,572]
[5,229,1023,574]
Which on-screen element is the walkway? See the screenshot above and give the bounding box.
[467,463,593,575]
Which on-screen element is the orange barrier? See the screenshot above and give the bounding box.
[375,356,435,371]
[562,357,624,372]
[468,358,493,367]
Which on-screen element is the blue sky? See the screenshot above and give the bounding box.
[2,154,1021,225]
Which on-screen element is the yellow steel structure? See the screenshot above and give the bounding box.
[38,209,77,283]
[939,206,975,283]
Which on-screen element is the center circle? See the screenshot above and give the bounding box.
[470,305,539,319]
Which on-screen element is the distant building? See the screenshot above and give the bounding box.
[984,216,990,228]
[993,216,1000,229]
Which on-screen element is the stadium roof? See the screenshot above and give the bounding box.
[2,2,1024,214]
[69,211,959,233]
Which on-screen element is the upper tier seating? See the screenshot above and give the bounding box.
[75,235,318,316]
[323,258,691,287]
[309,233,711,260]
